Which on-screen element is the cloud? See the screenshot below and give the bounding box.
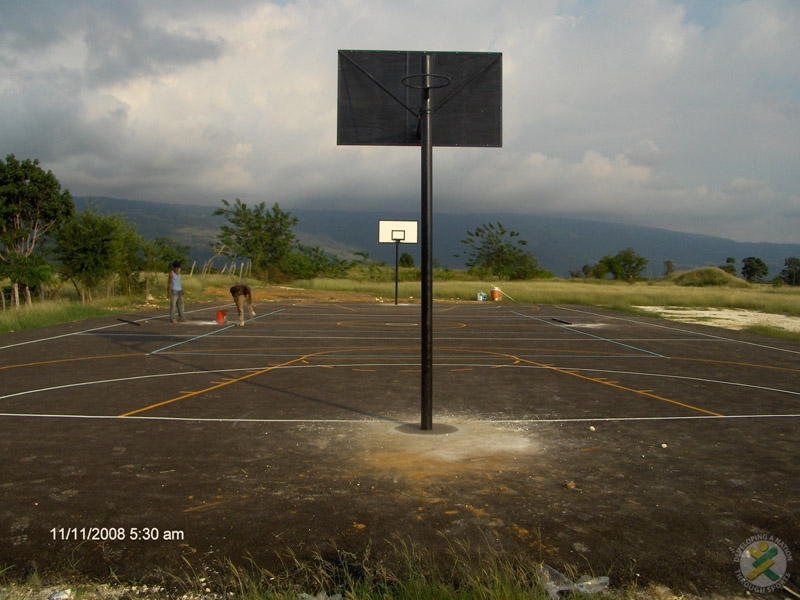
[0,0,798,243]
[624,139,670,167]
[83,20,224,86]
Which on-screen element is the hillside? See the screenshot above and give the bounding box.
[74,197,800,277]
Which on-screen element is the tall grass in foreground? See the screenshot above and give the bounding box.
[166,538,575,600]
[2,538,591,599]
[1,535,705,600]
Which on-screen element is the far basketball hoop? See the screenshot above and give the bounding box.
[379,220,418,244]
[379,220,418,306]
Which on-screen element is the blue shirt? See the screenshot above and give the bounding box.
[170,271,182,291]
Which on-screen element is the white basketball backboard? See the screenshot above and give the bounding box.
[379,220,418,244]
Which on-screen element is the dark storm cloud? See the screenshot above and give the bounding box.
[0,0,798,243]
[83,16,225,85]
[0,1,73,52]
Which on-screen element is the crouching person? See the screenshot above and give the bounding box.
[230,283,256,326]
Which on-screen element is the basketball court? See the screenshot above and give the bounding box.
[1,300,798,594]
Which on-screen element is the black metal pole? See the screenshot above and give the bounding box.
[420,54,433,430]
[394,240,400,306]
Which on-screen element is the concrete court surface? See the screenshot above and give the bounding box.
[0,300,798,596]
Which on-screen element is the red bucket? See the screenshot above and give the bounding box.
[216,309,227,324]
[491,288,501,301]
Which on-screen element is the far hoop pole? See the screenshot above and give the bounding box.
[394,239,400,305]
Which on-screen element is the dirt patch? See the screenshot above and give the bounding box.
[635,306,800,333]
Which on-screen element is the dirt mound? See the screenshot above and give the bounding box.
[671,267,749,287]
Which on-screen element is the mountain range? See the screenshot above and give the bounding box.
[74,197,800,278]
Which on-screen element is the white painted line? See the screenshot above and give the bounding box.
[0,412,797,423]
[492,413,800,423]
[0,305,233,351]
[557,306,800,355]
[147,308,285,355]
[513,311,666,358]
[2,361,799,403]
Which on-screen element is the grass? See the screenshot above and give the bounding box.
[295,274,800,317]
[0,537,758,600]
[0,274,257,334]
[3,270,800,336]
[4,270,800,334]
[742,324,800,341]
[0,535,689,600]
[0,297,134,333]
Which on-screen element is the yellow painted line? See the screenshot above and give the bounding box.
[452,347,723,416]
[437,305,461,313]
[0,353,143,370]
[119,345,421,417]
[319,304,358,312]
[513,354,723,417]
[673,356,800,374]
[119,354,312,417]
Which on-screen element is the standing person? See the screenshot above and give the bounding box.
[229,283,256,326]
[168,260,185,323]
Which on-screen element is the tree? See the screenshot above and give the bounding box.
[1,251,53,304]
[780,257,800,286]
[144,237,191,272]
[460,221,539,280]
[213,199,298,276]
[720,257,737,275]
[663,260,675,277]
[0,154,74,306]
[294,244,351,278]
[596,254,619,279]
[113,220,147,296]
[741,256,768,283]
[614,247,649,281]
[399,252,415,268]
[54,207,126,301]
[582,248,648,281]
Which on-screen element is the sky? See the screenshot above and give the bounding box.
[1,0,798,243]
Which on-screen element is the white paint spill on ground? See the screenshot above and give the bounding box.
[635,306,800,332]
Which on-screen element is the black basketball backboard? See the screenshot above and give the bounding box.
[337,50,502,147]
